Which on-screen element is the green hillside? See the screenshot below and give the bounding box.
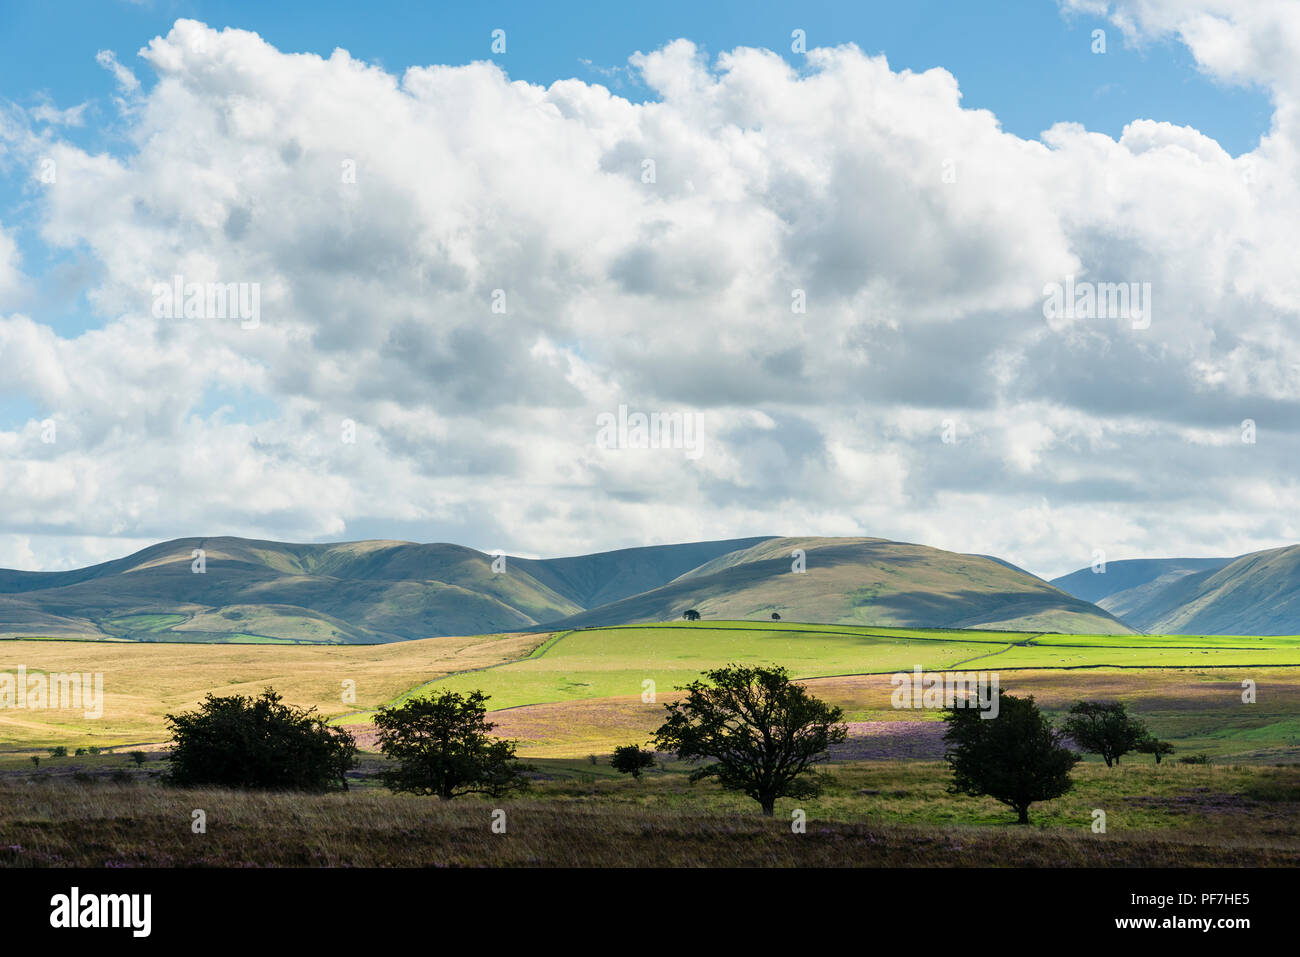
[1050,557,1232,608]
[0,534,1132,642]
[1138,545,1300,635]
[0,537,582,643]
[547,537,1133,634]
[510,537,772,608]
[420,621,1300,711]
[1051,545,1300,635]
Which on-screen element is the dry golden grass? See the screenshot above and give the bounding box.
[486,694,671,758]
[3,761,1297,867]
[7,634,1298,765]
[0,633,548,750]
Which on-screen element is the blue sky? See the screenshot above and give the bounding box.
[0,0,1273,156]
[0,1,1273,340]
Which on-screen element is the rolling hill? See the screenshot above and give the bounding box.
[1052,547,1300,635]
[0,537,579,643]
[1111,546,1300,635]
[1050,557,1233,607]
[0,533,1133,642]
[546,537,1134,634]
[508,537,772,609]
[0,536,773,643]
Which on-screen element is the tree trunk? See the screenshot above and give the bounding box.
[1017,805,1030,825]
[760,800,775,817]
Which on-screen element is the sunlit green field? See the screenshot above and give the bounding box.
[3,621,1299,868]
[421,622,1300,711]
[4,622,1299,755]
[423,625,1018,710]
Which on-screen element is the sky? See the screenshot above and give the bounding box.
[0,0,1295,578]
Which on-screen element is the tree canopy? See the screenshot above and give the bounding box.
[1136,736,1175,765]
[653,664,846,816]
[944,691,1078,824]
[374,689,530,799]
[1062,700,1149,767]
[610,744,656,779]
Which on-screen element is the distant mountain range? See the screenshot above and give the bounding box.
[5,534,1296,643]
[0,534,1129,643]
[1050,546,1300,635]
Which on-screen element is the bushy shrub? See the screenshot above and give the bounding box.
[165,688,356,791]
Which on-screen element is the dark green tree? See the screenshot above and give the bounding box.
[1062,700,1148,767]
[771,612,781,621]
[610,744,656,779]
[164,688,356,791]
[653,664,847,816]
[1136,736,1175,765]
[682,609,701,621]
[944,691,1079,824]
[374,690,530,799]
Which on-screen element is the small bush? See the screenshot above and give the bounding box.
[611,745,656,779]
[1179,753,1210,765]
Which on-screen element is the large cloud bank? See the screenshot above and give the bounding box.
[1,4,1299,576]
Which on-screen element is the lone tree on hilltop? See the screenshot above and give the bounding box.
[653,664,847,816]
[1062,700,1148,767]
[374,689,530,799]
[682,609,701,621]
[944,691,1079,825]
[165,688,357,791]
[771,612,781,620]
[1136,735,1175,765]
[610,744,656,779]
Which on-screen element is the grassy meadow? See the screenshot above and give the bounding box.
[0,631,546,750]
[421,623,1300,713]
[480,665,1300,760]
[2,619,1298,868]
[3,621,1299,756]
[2,757,1297,867]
